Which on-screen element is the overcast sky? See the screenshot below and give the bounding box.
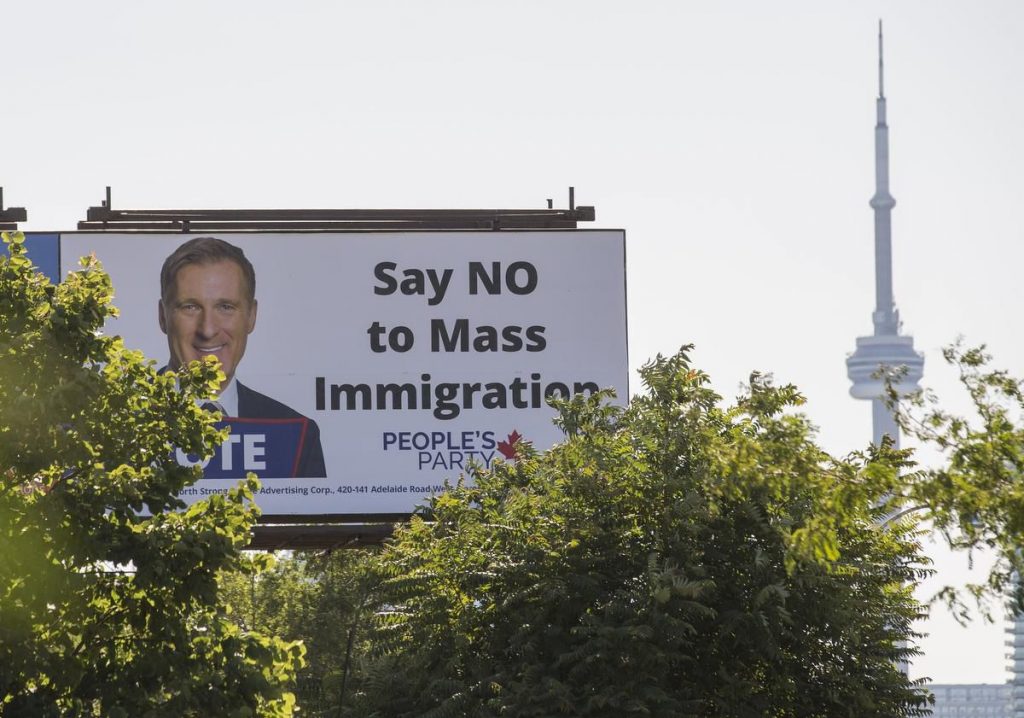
[6,0,1023,684]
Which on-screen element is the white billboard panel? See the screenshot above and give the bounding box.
[59,231,628,517]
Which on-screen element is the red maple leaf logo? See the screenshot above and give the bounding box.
[497,430,523,460]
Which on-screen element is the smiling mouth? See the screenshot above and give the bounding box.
[195,344,226,354]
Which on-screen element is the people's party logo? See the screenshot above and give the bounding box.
[380,428,530,469]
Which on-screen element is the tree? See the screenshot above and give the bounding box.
[359,348,933,717]
[889,342,1024,621]
[219,548,381,717]
[0,232,303,717]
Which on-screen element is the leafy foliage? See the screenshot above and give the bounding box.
[890,341,1024,621]
[219,549,380,717]
[0,232,302,717]
[357,348,933,717]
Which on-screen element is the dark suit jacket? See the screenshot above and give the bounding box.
[236,381,327,478]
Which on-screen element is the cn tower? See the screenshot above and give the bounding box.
[846,22,924,448]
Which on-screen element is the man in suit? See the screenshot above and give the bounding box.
[159,236,326,478]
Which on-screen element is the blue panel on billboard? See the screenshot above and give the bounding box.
[176,418,314,480]
[13,233,61,282]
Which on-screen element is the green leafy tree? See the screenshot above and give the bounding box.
[359,349,932,717]
[889,342,1024,621]
[0,232,303,717]
[220,549,381,717]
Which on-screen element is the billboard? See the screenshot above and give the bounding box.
[58,231,628,517]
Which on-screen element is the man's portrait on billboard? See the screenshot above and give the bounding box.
[158,236,326,478]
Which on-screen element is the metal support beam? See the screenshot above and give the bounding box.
[248,523,396,550]
[77,187,595,232]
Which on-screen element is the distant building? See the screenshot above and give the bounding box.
[927,684,1010,717]
[1008,613,1024,716]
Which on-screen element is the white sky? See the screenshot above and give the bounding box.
[6,0,1023,684]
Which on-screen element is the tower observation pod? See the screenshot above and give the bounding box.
[846,21,924,449]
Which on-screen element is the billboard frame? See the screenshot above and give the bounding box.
[50,189,623,548]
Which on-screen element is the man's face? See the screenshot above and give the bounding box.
[158,259,257,392]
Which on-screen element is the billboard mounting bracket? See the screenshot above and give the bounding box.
[0,187,28,231]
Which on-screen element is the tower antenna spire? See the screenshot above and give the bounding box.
[878,19,885,98]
